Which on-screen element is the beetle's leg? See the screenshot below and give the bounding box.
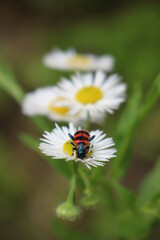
[85,145,90,151]
[70,142,76,147]
[72,148,77,156]
[86,146,90,154]
[88,144,94,152]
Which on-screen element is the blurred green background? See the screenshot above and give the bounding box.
[0,0,160,239]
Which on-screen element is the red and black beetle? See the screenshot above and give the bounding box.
[68,130,95,159]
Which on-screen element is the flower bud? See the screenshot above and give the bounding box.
[81,190,101,208]
[56,201,80,221]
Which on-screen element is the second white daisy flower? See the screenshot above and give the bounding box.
[54,71,127,123]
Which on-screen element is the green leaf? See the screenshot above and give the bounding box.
[116,83,142,138]
[138,156,160,206]
[114,182,136,209]
[116,212,153,240]
[139,73,160,121]
[112,129,135,181]
[146,192,160,209]
[110,85,142,180]
[19,133,72,178]
[111,74,160,181]
[19,132,40,151]
[31,116,53,132]
[0,61,24,103]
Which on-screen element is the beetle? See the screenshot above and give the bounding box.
[68,129,95,159]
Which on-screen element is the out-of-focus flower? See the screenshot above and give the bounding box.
[39,123,116,169]
[43,48,114,72]
[21,86,80,122]
[54,71,127,123]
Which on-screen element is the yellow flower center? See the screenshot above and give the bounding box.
[67,54,90,67]
[75,86,103,104]
[63,140,74,156]
[49,97,69,115]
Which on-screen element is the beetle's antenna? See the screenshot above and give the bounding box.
[68,133,74,140]
[89,135,95,141]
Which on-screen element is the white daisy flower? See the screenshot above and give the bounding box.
[39,123,116,169]
[54,71,127,123]
[21,86,80,123]
[43,48,114,72]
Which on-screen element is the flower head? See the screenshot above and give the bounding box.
[43,48,114,72]
[39,123,116,169]
[54,71,127,123]
[21,86,80,123]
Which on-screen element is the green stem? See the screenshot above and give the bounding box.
[79,167,93,194]
[66,163,77,203]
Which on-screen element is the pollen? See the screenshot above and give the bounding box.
[63,140,75,156]
[75,86,103,104]
[67,54,90,67]
[49,97,69,115]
